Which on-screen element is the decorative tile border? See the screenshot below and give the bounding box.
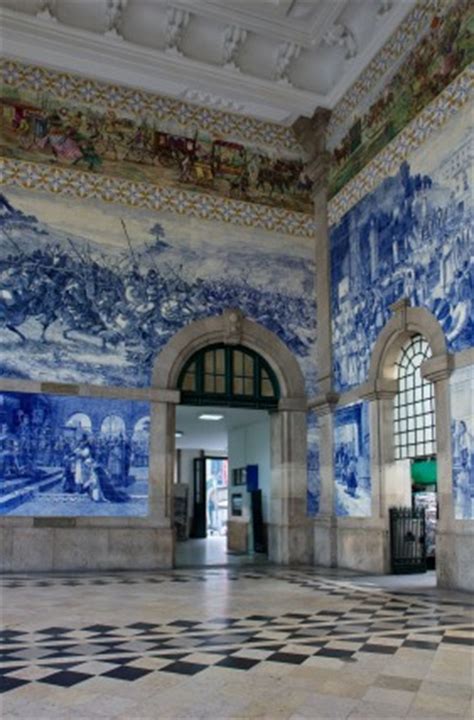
[328,64,473,227]
[328,0,446,141]
[0,158,316,238]
[0,59,301,156]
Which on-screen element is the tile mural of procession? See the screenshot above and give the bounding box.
[0,190,317,394]
[328,0,473,198]
[451,365,474,520]
[330,103,473,393]
[0,391,149,516]
[0,89,313,214]
[334,402,371,517]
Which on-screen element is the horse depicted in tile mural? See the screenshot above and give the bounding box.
[0,94,313,213]
[0,192,317,391]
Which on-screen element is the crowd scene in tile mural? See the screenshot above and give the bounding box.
[330,110,472,393]
[0,392,150,516]
[0,96,313,213]
[329,0,473,197]
[0,192,316,390]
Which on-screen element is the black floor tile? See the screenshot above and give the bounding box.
[83,625,118,633]
[160,661,207,676]
[0,675,29,693]
[40,670,92,687]
[267,651,308,665]
[315,647,355,659]
[127,622,159,631]
[0,665,26,676]
[216,656,260,670]
[102,666,152,681]
[359,644,398,655]
[403,640,439,651]
[441,636,474,646]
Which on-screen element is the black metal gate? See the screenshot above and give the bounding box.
[389,507,427,574]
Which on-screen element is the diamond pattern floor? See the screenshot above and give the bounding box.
[1,567,473,719]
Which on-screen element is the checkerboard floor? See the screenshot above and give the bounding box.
[1,567,473,719]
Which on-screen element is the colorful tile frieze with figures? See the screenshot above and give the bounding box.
[0,62,313,215]
[328,0,473,199]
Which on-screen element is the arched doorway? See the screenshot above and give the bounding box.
[176,344,280,564]
[152,309,311,566]
[364,299,453,583]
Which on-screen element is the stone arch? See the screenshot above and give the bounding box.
[151,309,312,565]
[368,299,447,385]
[362,298,454,583]
[152,309,307,402]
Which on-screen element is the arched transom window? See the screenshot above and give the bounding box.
[178,344,280,408]
[394,335,436,460]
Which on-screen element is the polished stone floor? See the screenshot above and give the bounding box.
[175,536,269,567]
[1,566,473,719]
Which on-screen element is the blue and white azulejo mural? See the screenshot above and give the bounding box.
[450,365,474,520]
[334,401,371,517]
[307,410,320,516]
[0,189,317,395]
[330,105,473,393]
[0,391,150,516]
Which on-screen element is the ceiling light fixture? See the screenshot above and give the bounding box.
[198,414,224,421]
[175,430,184,437]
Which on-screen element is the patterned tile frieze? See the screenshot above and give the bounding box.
[328,64,473,227]
[328,0,460,141]
[327,0,473,198]
[0,158,316,238]
[1,59,300,155]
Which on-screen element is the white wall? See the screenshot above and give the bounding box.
[177,448,227,521]
[228,416,271,524]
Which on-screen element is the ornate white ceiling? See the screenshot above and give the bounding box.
[0,0,416,124]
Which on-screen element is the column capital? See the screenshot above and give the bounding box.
[359,378,398,401]
[421,353,454,383]
[309,391,339,415]
[293,108,331,197]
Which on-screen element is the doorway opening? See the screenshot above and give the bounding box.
[173,405,272,567]
[390,334,438,572]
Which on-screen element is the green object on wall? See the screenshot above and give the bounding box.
[411,459,437,486]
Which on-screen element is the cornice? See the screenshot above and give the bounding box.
[0,9,324,123]
[0,56,302,156]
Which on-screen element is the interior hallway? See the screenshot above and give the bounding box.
[2,567,473,719]
[175,536,269,568]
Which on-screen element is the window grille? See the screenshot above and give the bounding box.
[393,335,436,459]
[178,344,279,408]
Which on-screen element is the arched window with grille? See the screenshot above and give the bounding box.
[393,335,436,459]
[178,344,279,408]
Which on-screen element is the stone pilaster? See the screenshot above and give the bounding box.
[293,109,332,395]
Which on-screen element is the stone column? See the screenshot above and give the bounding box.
[294,110,338,567]
[360,380,398,572]
[269,401,313,564]
[294,109,332,394]
[310,393,338,566]
[420,355,473,590]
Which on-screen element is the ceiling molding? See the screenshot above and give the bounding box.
[0,2,417,125]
